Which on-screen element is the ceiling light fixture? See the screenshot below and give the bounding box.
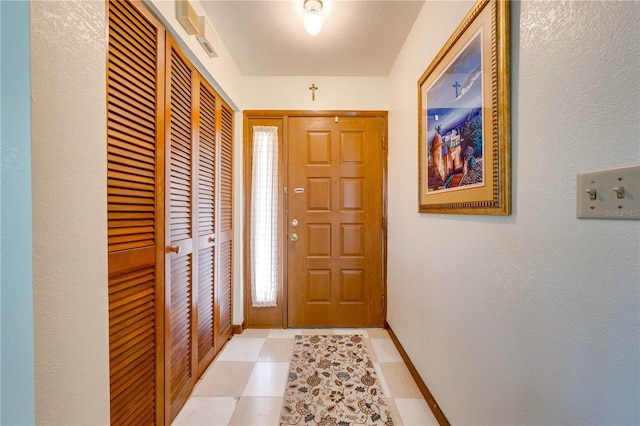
[303,0,324,36]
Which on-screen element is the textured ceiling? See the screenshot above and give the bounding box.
[199,1,425,76]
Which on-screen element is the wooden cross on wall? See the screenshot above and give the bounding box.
[309,83,318,101]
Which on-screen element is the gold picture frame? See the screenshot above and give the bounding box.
[418,0,510,214]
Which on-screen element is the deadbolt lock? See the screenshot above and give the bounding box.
[291,218,298,227]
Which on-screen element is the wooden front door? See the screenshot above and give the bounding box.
[287,116,385,327]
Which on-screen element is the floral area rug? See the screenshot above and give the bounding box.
[280,334,394,426]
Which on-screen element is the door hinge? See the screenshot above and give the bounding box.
[382,136,386,150]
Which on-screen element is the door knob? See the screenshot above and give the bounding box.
[290,233,299,242]
[169,245,181,254]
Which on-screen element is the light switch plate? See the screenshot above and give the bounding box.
[577,165,640,219]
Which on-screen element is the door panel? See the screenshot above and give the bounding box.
[107,0,165,423]
[165,36,234,422]
[287,116,384,327]
[216,105,234,350]
[196,78,217,376]
[166,39,196,420]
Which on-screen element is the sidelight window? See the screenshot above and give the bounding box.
[250,126,279,307]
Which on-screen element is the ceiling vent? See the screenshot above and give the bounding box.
[177,0,199,35]
[196,17,220,58]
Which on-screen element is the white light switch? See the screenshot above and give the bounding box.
[577,165,640,219]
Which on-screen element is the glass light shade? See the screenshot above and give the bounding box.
[303,0,323,36]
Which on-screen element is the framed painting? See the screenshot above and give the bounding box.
[418,0,511,214]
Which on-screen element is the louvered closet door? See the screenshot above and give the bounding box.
[196,76,218,376]
[165,37,197,420]
[216,103,234,350]
[107,0,165,424]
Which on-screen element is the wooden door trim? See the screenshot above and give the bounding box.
[243,110,388,328]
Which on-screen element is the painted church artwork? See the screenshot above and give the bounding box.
[426,31,484,193]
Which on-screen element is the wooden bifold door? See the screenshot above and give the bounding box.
[164,37,234,421]
[107,1,233,424]
[107,1,165,423]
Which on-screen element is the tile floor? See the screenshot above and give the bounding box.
[172,328,439,426]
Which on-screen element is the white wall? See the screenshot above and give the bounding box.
[243,76,388,111]
[31,1,110,424]
[387,1,639,424]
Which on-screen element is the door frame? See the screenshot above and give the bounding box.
[243,110,388,328]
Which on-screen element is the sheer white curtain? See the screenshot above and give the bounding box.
[250,126,279,307]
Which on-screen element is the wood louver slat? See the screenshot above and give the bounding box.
[107,0,164,424]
